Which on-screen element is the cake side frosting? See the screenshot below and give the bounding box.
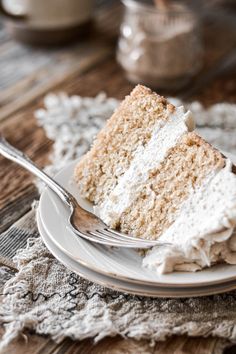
[95,106,194,226]
[143,159,236,273]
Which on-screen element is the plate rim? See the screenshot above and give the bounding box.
[37,212,236,298]
[38,151,236,288]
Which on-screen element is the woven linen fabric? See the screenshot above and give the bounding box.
[1,93,236,350]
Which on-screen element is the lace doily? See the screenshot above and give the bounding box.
[34,92,236,176]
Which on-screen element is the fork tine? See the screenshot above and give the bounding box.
[72,227,160,248]
[99,229,152,245]
[103,229,172,247]
[96,229,158,248]
[91,230,147,247]
[74,229,125,247]
[105,228,161,245]
[89,230,155,248]
[88,230,125,245]
[98,229,137,242]
[70,218,167,248]
[87,230,141,246]
[70,226,116,245]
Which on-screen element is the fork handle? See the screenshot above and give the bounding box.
[0,136,76,209]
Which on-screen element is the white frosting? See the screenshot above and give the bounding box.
[143,160,236,273]
[93,102,236,274]
[95,106,194,225]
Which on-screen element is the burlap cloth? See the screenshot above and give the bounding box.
[1,93,236,351]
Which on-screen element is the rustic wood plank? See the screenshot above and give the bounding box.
[0,183,38,234]
[1,2,236,121]
[0,2,121,107]
[0,328,55,354]
[1,55,236,242]
[0,119,51,233]
[42,56,236,107]
[0,330,232,354]
[0,209,37,264]
[1,5,236,352]
[0,2,121,123]
[1,57,236,354]
[0,58,132,234]
[192,71,236,106]
[0,45,113,123]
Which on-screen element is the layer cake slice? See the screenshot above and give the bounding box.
[74,85,236,273]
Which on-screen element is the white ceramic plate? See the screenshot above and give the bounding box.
[37,212,236,298]
[39,152,236,288]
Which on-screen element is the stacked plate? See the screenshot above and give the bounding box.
[37,153,236,298]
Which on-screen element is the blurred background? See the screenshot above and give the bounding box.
[0,0,236,121]
[1,3,236,352]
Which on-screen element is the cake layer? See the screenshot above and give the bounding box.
[96,106,194,227]
[104,132,225,239]
[74,84,236,274]
[74,85,175,205]
[143,160,236,273]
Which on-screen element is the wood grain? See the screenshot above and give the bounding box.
[0,45,113,123]
[1,55,236,234]
[1,2,236,353]
[0,1,121,122]
[1,56,236,354]
[0,57,132,234]
[0,327,229,354]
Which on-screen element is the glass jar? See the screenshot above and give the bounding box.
[117,0,203,91]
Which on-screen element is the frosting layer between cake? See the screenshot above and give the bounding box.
[143,159,236,273]
[95,106,194,226]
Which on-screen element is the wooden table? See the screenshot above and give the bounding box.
[1,2,236,353]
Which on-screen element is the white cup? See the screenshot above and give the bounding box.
[1,0,94,29]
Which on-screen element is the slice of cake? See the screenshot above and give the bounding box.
[74,85,236,274]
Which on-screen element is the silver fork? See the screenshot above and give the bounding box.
[0,136,169,248]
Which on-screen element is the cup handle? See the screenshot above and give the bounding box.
[0,0,27,21]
